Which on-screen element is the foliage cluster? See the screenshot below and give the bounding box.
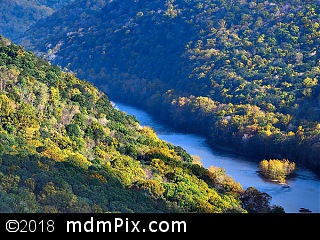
[258,158,296,183]
[0,35,274,213]
[19,0,320,176]
[0,0,75,40]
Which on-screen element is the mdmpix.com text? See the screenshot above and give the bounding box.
[66,217,187,233]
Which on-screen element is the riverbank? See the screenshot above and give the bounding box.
[112,100,320,213]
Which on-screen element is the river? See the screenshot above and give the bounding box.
[112,101,320,213]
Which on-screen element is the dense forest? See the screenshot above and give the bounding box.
[18,0,320,176]
[1,34,286,213]
[0,0,75,40]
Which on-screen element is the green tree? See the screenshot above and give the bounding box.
[66,123,82,138]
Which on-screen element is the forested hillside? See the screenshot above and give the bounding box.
[2,34,284,213]
[18,0,320,175]
[0,0,74,40]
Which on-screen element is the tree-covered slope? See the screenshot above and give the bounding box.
[18,0,320,175]
[0,0,75,40]
[1,34,278,213]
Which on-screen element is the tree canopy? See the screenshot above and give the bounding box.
[0,34,265,213]
[18,0,320,176]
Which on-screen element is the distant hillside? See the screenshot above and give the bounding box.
[2,34,284,213]
[18,0,320,175]
[0,0,75,40]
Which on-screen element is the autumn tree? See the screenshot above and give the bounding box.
[259,159,296,183]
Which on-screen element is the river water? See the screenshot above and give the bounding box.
[112,101,320,213]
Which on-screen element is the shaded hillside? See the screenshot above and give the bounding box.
[1,34,281,213]
[0,0,75,40]
[19,0,320,175]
